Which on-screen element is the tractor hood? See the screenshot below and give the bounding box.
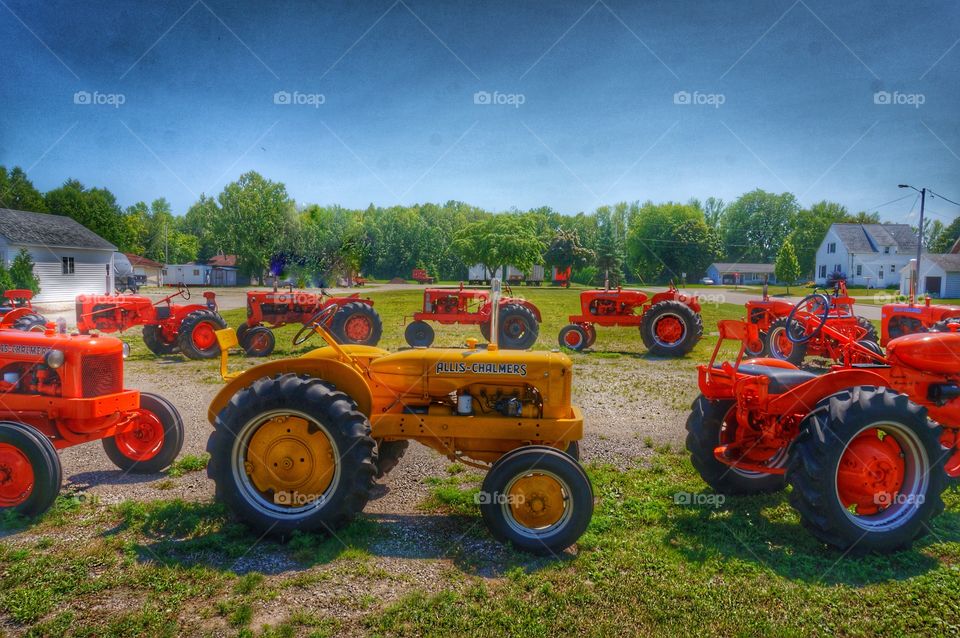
[886,331,960,375]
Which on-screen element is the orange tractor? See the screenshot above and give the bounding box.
[238,289,382,357]
[881,296,960,345]
[0,290,47,332]
[0,325,183,517]
[558,285,702,356]
[76,284,227,359]
[687,294,959,552]
[404,284,541,349]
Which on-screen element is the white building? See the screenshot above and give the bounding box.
[815,223,918,288]
[705,263,776,285]
[899,254,960,298]
[0,207,116,302]
[162,263,212,286]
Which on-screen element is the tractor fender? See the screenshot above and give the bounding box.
[172,303,222,324]
[500,299,542,323]
[207,356,374,425]
[650,289,701,314]
[0,307,37,327]
[768,368,892,417]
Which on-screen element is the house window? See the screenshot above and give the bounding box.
[884,246,890,254]
[835,264,841,273]
[162,269,168,276]
[856,265,862,276]
[891,264,896,273]
[193,269,200,276]
[62,257,75,274]
[827,242,836,254]
[819,265,827,278]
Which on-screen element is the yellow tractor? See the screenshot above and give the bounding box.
[206,283,592,555]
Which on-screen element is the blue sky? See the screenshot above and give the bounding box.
[1,0,959,224]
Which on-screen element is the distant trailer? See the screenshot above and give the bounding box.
[467,264,502,285]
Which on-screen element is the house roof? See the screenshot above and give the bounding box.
[951,236,960,254]
[124,253,164,269]
[709,263,775,274]
[0,207,116,251]
[829,223,918,254]
[925,253,960,272]
[208,254,238,267]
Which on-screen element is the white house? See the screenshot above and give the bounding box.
[899,254,960,298]
[0,207,116,302]
[815,223,918,288]
[705,263,777,285]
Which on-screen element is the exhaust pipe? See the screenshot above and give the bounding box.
[489,278,501,349]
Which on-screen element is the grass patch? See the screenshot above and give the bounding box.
[166,453,210,478]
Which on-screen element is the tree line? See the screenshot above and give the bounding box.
[2,165,954,286]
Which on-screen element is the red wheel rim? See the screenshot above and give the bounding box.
[114,410,166,461]
[0,443,34,506]
[563,329,583,348]
[654,315,684,345]
[344,315,372,342]
[503,317,526,338]
[774,329,793,356]
[837,428,905,516]
[251,332,270,352]
[191,322,218,350]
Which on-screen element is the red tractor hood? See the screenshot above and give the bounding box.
[886,331,960,374]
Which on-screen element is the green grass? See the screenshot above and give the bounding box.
[166,453,210,478]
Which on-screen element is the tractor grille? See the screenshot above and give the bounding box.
[81,353,122,397]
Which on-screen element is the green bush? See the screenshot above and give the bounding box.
[571,266,598,285]
[0,262,14,293]
[9,249,40,294]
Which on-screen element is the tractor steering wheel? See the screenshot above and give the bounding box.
[785,293,831,344]
[292,304,340,346]
[177,282,191,300]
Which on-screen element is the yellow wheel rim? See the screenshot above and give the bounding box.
[507,472,567,530]
[245,415,336,506]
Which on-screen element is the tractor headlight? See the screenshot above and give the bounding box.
[121,342,131,359]
[45,349,66,369]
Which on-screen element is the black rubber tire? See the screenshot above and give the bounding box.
[480,446,593,556]
[640,300,702,356]
[856,316,880,345]
[743,331,769,358]
[0,421,61,517]
[856,339,884,358]
[241,326,276,357]
[206,374,376,539]
[786,387,947,553]
[11,313,47,332]
[329,302,383,346]
[685,396,786,494]
[931,317,960,333]
[584,325,597,348]
[374,439,409,478]
[236,323,252,344]
[565,441,580,461]
[102,393,185,474]
[404,321,435,348]
[767,317,807,365]
[497,303,539,350]
[558,324,589,351]
[176,310,228,360]
[143,325,179,355]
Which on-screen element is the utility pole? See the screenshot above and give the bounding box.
[898,184,926,295]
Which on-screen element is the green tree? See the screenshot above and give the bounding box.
[931,216,960,253]
[788,200,850,278]
[452,215,544,280]
[774,239,801,293]
[543,229,594,272]
[594,204,629,285]
[0,166,47,212]
[847,211,881,224]
[9,249,40,294]
[627,201,720,284]
[723,189,800,262]
[45,179,127,249]
[182,195,222,261]
[0,262,14,292]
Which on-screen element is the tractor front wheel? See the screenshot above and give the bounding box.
[329,302,383,346]
[787,387,947,552]
[206,374,376,539]
[767,317,807,365]
[685,396,786,494]
[241,326,276,357]
[142,325,179,355]
[404,321,435,348]
[236,323,252,344]
[0,421,61,517]
[177,310,228,359]
[480,446,593,555]
[497,304,539,350]
[558,324,589,351]
[102,393,185,473]
[640,300,702,356]
[744,331,769,358]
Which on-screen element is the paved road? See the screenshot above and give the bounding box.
[656,287,883,321]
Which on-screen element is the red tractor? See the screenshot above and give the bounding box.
[0,325,184,517]
[744,277,878,364]
[0,290,47,332]
[557,285,703,356]
[881,297,960,345]
[238,289,382,357]
[75,284,227,360]
[686,297,959,552]
[404,284,541,349]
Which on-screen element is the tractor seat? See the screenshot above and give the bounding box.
[735,363,817,393]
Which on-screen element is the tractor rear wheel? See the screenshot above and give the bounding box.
[206,374,377,539]
[787,387,947,553]
[102,393,184,474]
[640,300,702,356]
[931,317,960,333]
[480,446,593,555]
[177,310,228,359]
[685,396,786,494]
[329,302,383,346]
[241,326,276,357]
[856,316,879,345]
[558,324,589,351]
[12,313,46,332]
[143,325,179,355]
[0,421,61,517]
[404,321,435,348]
[374,439,409,478]
[767,317,807,365]
[497,304,539,350]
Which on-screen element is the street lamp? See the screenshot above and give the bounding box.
[898,184,926,297]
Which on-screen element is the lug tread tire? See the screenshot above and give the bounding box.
[143,325,179,355]
[856,316,880,345]
[330,302,383,346]
[374,440,409,478]
[12,314,47,332]
[497,303,540,350]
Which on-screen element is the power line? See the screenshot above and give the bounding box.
[929,189,960,209]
